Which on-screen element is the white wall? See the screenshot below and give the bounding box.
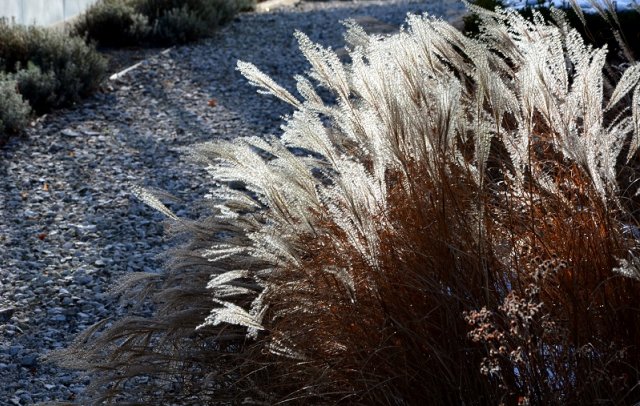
[0,0,99,26]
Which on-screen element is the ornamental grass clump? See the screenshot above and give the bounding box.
[60,6,640,404]
[465,0,640,64]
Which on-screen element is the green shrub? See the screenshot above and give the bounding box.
[73,0,151,48]
[0,74,31,142]
[13,63,57,114]
[74,0,252,47]
[133,0,241,24]
[0,19,107,112]
[24,29,107,109]
[149,5,210,44]
[0,20,33,72]
[236,0,256,12]
[135,0,248,44]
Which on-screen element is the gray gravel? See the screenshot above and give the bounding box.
[0,0,466,403]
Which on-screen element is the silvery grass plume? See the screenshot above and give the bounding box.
[56,7,640,405]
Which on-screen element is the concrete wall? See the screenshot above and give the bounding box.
[0,0,99,26]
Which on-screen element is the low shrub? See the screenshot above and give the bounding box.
[72,0,150,48]
[13,63,57,114]
[0,19,107,114]
[75,0,254,47]
[58,6,640,406]
[236,0,258,12]
[133,0,244,26]
[0,74,31,143]
[139,0,251,45]
[149,5,211,44]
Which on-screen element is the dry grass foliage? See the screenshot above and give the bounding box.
[58,7,640,405]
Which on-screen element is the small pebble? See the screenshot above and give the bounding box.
[0,307,15,323]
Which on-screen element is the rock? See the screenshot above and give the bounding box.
[19,393,33,404]
[0,307,15,323]
[61,129,80,137]
[50,315,67,322]
[23,210,38,219]
[8,345,23,356]
[20,354,37,367]
[59,374,74,385]
[47,307,64,315]
[73,272,93,286]
[81,129,101,137]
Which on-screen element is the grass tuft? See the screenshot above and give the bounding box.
[57,6,640,405]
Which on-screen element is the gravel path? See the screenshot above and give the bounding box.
[0,1,466,403]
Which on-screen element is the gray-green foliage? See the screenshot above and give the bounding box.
[0,19,107,113]
[75,0,253,47]
[24,29,106,111]
[72,0,150,47]
[133,0,246,25]
[235,0,256,12]
[13,63,57,114]
[0,74,31,141]
[150,5,210,44]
